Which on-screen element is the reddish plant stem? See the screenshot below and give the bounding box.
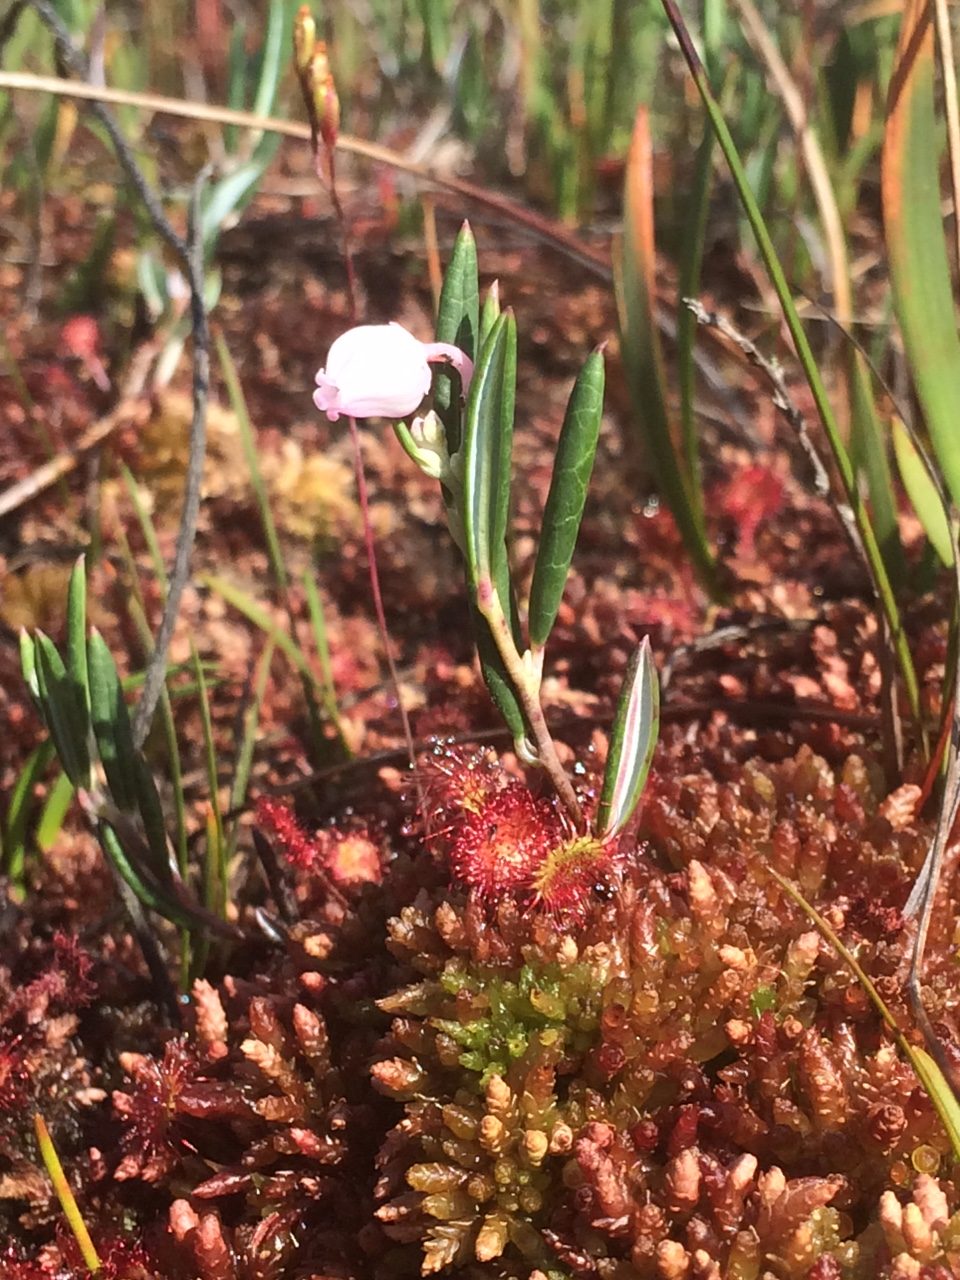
[347,417,420,785]
[322,147,359,325]
[324,138,424,819]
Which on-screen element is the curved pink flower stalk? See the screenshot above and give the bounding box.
[313,322,473,422]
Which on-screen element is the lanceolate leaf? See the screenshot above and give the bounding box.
[479,279,501,349]
[66,555,89,714]
[87,629,139,812]
[135,757,175,888]
[529,349,605,649]
[597,637,660,838]
[435,221,480,454]
[882,0,960,510]
[892,419,955,567]
[34,632,91,790]
[462,311,517,592]
[20,629,40,706]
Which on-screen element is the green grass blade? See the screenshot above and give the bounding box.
[597,636,659,838]
[658,0,921,735]
[882,0,960,511]
[251,0,289,121]
[892,420,955,567]
[850,355,906,585]
[34,1112,100,1275]
[20,628,40,706]
[192,641,227,923]
[2,740,55,885]
[36,771,74,853]
[303,570,350,751]
[97,819,226,935]
[203,574,305,666]
[120,464,169,592]
[227,639,276,850]
[675,123,714,525]
[617,104,719,596]
[34,632,91,790]
[134,757,175,889]
[215,330,288,591]
[768,866,960,1160]
[529,348,605,650]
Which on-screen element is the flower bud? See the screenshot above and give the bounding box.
[314,322,472,422]
[309,45,340,152]
[293,6,316,75]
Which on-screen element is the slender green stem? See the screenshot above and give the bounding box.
[476,579,584,830]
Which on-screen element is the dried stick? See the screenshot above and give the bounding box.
[23,2,211,749]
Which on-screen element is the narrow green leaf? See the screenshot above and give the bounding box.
[850,355,906,585]
[251,0,288,120]
[303,570,349,750]
[435,221,480,454]
[20,628,40,706]
[36,772,74,853]
[34,633,91,790]
[228,639,276,854]
[134,758,175,888]
[529,349,605,649]
[87,629,138,812]
[767,866,960,1161]
[597,637,660,838]
[892,419,955,567]
[882,0,960,511]
[202,573,334,714]
[120,464,168,591]
[617,105,719,596]
[193,642,227,923]
[34,1112,101,1275]
[461,312,516,590]
[65,555,89,714]
[216,331,288,591]
[97,820,234,937]
[478,279,501,350]
[2,741,55,884]
[911,1047,960,1160]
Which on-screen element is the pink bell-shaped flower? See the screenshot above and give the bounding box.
[313,321,473,422]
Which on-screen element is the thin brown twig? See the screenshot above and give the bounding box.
[0,70,611,277]
[347,416,420,782]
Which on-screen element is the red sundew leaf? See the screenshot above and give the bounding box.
[447,784,562,899]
